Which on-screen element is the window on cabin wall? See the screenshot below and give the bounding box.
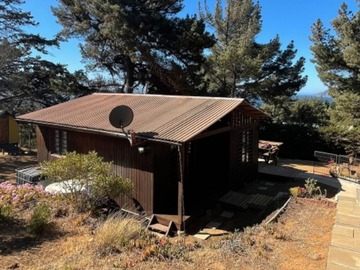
[54,129,67,154]
[237,129,253,166]
[62,131,67,154]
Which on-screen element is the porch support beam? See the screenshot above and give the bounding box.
[177,143,185,231]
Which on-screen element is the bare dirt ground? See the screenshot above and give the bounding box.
[0,155,338,270]
[279,158,329,176]
[0,153,38,182]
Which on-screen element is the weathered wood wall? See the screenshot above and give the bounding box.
[0,116,9,144]
[0,114,19,145]
[36,126,157,215]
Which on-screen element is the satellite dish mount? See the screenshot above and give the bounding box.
[109,105,137,146]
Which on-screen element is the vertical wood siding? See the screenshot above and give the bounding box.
[0,116,9,144]
[37,126,155,214]
[36,126,52,162]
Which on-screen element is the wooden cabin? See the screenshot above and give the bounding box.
[0,110,19,145]
[17,93,267,230]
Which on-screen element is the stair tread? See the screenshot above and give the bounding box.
[148,223,169,232]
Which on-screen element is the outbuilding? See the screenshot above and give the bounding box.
[17,93,267,229]
[0,110,19,145]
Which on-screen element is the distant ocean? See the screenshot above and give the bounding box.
[296,90,333,103]
[254,91,333,107]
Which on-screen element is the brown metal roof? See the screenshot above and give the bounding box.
[17,93,267,144]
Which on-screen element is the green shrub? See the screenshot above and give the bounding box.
[41,151,134,213]
[289,187,300,198]
[29,203,51,235]
[304,178,320,196]
[0,205,13,221]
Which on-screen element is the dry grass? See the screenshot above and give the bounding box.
[0,198,336,270]
[92,214,145,256]
[275,199,336,270]
[0,155,337,270]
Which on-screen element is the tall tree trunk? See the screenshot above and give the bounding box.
[124,56,135,93]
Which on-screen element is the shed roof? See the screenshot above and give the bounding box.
[17,93,267,144]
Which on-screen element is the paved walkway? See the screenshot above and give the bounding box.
[327,180,360,270]
[259,162,360,269]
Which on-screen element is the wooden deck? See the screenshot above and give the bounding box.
[258,162,305,179]
[247,194,273,210]
[219,191,251,209]
[219,191,274,210]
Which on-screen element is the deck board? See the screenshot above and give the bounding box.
[219,191,252,209]
[248,194,273,210]
[258,163,303,178]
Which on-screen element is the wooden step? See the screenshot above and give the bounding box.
[148,223,169,233]
[146,215,175,237]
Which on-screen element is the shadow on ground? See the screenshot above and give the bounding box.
[0,217,65,256]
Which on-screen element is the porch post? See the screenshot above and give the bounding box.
[177,144,185,231]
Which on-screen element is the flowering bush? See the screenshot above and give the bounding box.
[0,181,62,212]
[289,178,322,199]
[0,182,51,207]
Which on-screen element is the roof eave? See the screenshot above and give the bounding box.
[16,118,183,146]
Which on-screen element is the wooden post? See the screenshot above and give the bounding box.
[178,177,183,230]
[177,144,185,231]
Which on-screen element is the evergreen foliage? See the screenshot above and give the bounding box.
[310,1,360,154]
[321,91,360,155]
[52,0,215,94]
[262,97,329,126]
[0,0,91,115]
[260,97,337,159]
[200,0,307,103]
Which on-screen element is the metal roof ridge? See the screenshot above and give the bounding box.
[92,92,245,101]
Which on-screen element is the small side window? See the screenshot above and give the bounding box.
[54,130,68,154]
[62,131,67,154]
[55,130,60,153]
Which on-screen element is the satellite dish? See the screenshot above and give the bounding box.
[109,105,134,129]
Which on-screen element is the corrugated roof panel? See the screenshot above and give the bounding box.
[17,93,267,143]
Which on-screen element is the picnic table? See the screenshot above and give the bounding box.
[258,140,283,165]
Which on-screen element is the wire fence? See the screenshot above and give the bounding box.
[314,151,360,182]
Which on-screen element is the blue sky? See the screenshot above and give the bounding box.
[23,0,359,95]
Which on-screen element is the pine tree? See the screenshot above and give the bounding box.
[200,0,307,103]
[310,2,360,154]
[310,3,360,96]
[52,0,214,94]
[321,92,360,155]
[0,0,90,114]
